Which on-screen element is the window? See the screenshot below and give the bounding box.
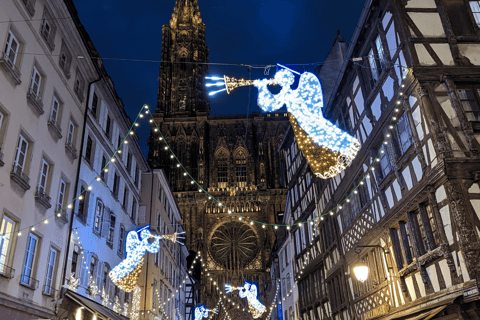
[217,152,228,188]
[113,173,120,197]
[90,256,97,280]
[43,247,57,295]
[4,31,20,65]
[118,226,125,255]
[127,153,132,173]
[21,0,36,16]
[471,1,480,27]
[14,134,29,172]
[71,245,79,275]
[21,233,38,286]
[92,93,98,118]
[108,215,116,244]
[131,198,137,222]
[135,165,140,187]
[100,156,107,180]
[457,88,480,121]
[0,216,15,272]
[368,49,379,82]
[67,121,76,146]
[123,187,129,209]
[40,10,56,51]
[77,186,87,218]
[59,41,71,76]
[57,179,67,211]
[93,199,103,234]
[29,66,43,99]
[236,151,247,188]
[105,115,112,138]
[375,36,387,69]
[396,113,413,153]
[50,96,60,124]
[37,159,50,193]
[379,145,391,178]
[102,264,110,290]
[74,69,84,101]
[85,136,93,164]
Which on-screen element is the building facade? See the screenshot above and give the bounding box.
[138,169,189,320]
[0,0,92,318]
[147,0,290,315]
[313,0,480,319]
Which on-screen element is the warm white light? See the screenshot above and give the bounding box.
[353,262,369,283]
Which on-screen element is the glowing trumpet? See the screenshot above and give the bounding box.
[206,76,278,96]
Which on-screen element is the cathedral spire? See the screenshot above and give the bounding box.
[155,0,209,118]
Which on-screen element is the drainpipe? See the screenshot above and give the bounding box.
[60,77,102,292]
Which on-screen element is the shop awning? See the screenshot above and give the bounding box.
[64,289,129,320]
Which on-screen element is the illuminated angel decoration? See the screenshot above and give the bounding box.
[194,305,218,320]
[109,226,185,320]
[225,282,266,319]
[206,65,360,179]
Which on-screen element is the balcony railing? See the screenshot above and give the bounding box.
[65,141,78,159]
[11,165,30,191]
[0,263,15,279]
[35,186,52,209]
[0,52,22,85]
[20,273,39,290]
[26,88,44,115]
[42,283,58,298]
[47,118,62,139]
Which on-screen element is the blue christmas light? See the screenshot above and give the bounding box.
[225,282,266,319]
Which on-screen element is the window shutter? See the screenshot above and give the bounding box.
[79,257,87,287]
[102,207,111,238]
[96,260,102,291]
[138,206,146,224]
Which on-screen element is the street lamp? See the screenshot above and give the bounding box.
[353,245,391,283]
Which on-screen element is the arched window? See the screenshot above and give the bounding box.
[217,150,229,188]
[236,150,247,188]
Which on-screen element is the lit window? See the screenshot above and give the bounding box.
[0,216,15,273]
[217,151,228,188]
[235,150,247,188]
[368,49,379,82]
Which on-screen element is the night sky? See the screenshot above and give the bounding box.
[73,0,365,154]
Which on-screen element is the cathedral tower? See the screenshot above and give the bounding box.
[156,0,210,117]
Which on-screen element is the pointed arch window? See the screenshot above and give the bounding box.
[217,150,228,189]
[236,150,247,188]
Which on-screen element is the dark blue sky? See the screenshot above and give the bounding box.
[73,0,365,153]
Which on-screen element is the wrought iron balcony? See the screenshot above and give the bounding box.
[42,283,58,298]
[0,263,15,279]
[35,186,52,209]
[65,141,78,159]
[26,88,44,115]
[10,165,30,191]
[47,118,62,139]
[20,273,39,290]
[0,52,22,85]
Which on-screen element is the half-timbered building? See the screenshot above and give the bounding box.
[315,0,480,319]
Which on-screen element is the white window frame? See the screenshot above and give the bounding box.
[21,233,38,285]
[4,31,20,65]
[67,121,75,145]
[50,96,60,123]
[30,66,42,98]
[14,134,29,172]
[43,247,57,295]
[41,19,52,40]
[470,1,480,27]
[57,179,66,211]
[93,200,103,233]
[0,216,15,270]
[38,159,49,192]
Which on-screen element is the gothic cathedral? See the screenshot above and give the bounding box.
[148,0,289,312]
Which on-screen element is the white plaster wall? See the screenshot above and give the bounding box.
[408,13,445,37]
[405,0,437,8]
[458,44,480,65]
